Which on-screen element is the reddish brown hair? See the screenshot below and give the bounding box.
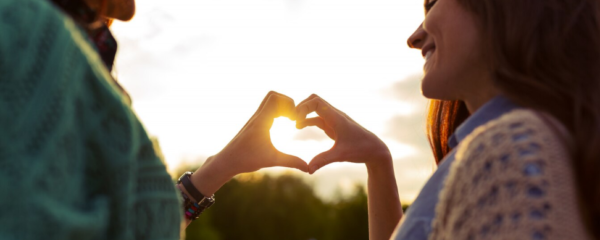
[426,100,469,165]
[426,0,600,238]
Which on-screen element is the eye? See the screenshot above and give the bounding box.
[425,0,438,12]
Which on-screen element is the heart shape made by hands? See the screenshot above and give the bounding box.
[270,117,335,164]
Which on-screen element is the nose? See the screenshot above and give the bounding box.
[407,23,427,49]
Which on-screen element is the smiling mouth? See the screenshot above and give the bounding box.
[425,50,435,61]
[421,44,436,60]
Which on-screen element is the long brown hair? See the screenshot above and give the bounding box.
[426,0,600,238]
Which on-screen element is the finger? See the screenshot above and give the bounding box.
[297,94,343,115]
[274,152,309,172]
[308,149,343,174]
[296,93,321,108]
[302,95,356,124]
[296,116,326,129]
[296,96,340,127]
[237,91,284,134]
[296,117,336,140]
[254,91,289,118]
[295,94,323,122]
[260,92,297,121]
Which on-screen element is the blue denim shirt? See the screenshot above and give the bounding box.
[392,96,520,240]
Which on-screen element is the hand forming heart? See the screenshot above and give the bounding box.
[295,94,392,174]
[190,91,392,196]
[184,92,400,239]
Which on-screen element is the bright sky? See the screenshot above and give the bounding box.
[111,0,433,203]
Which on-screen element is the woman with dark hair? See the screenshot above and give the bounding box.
[0,0,312,239]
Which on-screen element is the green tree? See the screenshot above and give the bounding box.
[177,169,407,240]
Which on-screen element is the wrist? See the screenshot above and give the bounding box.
[177,183,197,201]
[365,153,393,176]
[190,155,235,196]
[176,175,215,221]
[364,139,392,170]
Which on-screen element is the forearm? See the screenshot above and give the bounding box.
[366,158,403,240]
[190,154,235,196]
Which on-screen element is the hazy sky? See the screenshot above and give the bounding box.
[111,0,433,203]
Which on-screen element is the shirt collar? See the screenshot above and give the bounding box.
[447,95,521,149]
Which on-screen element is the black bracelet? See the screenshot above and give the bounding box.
[178,171,206,201]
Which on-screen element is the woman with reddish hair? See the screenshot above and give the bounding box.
[295,0,600,239]
[386,0,599,239]
[293,0,600,238]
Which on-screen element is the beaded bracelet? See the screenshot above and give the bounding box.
[180,189,216,220]
[180,190,203,220]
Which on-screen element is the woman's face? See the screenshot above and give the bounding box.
[407,0,491,101]
[85,0,136,21]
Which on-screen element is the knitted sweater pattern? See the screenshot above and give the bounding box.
[428,110,590,240]
[0,0,181,239]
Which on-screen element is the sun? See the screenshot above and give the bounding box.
[270,117,334,163]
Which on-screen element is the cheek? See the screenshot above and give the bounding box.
[422,40,479,100]
[420,31,468,100]
[421,7,483,100]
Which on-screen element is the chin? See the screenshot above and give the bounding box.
[111,0,136,21]
[420,73,457,101]
[118,11,135,21]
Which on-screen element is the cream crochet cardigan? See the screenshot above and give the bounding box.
[428,109,591,240]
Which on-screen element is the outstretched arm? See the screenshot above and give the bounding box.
[179,91,309,227]
[295,94,403,240]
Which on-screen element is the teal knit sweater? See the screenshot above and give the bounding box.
[0,0,182,239]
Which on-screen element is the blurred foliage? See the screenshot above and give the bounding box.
[175,168,409,240]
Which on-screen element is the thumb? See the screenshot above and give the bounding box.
[274,152,309,173]
[308,149,343,174]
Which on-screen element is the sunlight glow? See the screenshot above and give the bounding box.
[112,0,432,203]
[270,117,335,163]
